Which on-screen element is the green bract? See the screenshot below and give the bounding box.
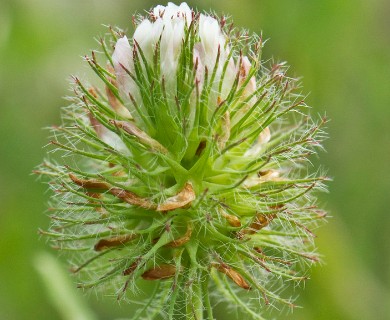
[37,2,328,319]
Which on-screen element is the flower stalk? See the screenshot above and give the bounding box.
[37,2,328,319]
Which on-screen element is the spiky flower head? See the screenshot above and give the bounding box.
[37,2,328,319]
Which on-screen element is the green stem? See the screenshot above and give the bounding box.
[202,273,214,320]
[186,266,204,320]
[187,282,203,320]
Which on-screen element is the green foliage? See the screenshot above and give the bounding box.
[1,1,389,320]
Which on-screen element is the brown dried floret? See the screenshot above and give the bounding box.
[94,234,136,251]
[109,187,156,209]
[157,183,196,212]
[213,263,251,290]
[219,207,241,227]
[69,173,109,190]
[241,213,277,235]
[166,223,193,247]
[141,264,176,280]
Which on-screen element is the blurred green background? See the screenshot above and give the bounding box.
[1,0,389,319]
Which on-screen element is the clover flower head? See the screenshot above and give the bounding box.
[37,2,328,319]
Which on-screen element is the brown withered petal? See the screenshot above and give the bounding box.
[94,234,136,251]
[88,87,98,99]
[141,264,176,280]
[219,207,241,227]
[109,188,156,209]
[258,169,280,180]
[112,169,126,177]
[157,183,196,212]
[242,213,276,235]
[213,263,251,290]
[123,260,140,276]
[69,173,109,190]
[85,192,102,199]
[84,192,106,214]
[243,169,281,188]
[166,223,193,247]
[110,120,168,153]
[123,263,137,276]
[251,213,276,230]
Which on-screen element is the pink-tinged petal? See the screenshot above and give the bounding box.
[193,43,205,84]
[89,113,129,153]
[112,36,133,95]
[240,56,257,98]
[232,56,257,124]
[112,36,131,72]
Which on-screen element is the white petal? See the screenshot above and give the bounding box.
[179,2,192,24]
[199,14,225,68]
[196,14,234,100]
[133,20,153,48]
[153,5,166,18]
[134,19,163,62]
[161,19,185,81]
[153,2,192,25]
[165,2,181,19]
